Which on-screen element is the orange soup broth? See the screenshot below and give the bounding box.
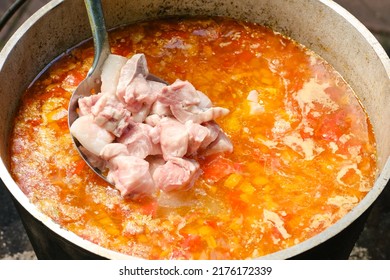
[10,17,377,259]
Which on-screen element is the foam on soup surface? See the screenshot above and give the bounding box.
[10,17,377,259]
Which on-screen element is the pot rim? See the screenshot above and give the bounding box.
[0,0,389,260]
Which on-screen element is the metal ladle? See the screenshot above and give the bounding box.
[68,0,166,183]
[68,0,109,127]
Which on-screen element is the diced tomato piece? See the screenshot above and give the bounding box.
[238,50,253,62]
[205,219,218,229]
[72,159,86,175]
[140,199,158,217]
[227,190,248,212]
[27,118,42,127]
[170,248,190,260]
[201,155,238,182]
[181,234,203,253]
[317,110,348,141]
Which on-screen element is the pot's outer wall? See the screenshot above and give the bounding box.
[0,0,389,259]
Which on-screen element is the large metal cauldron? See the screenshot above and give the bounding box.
[0,0,389,259]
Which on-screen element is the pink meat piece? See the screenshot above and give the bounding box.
[100,143,129,161]
[149,80,166,94]
[147,155,166,177]
[144,114,162,127]
[107,155,155,197]
[159,117,189,160]
[158,79,229,124]
[122,78,165,123]
[91,93,133,137]
[101,54,128,96]
[185,121,210,155]
[171,105,229,124]
[158,80,201,106]
[79,146,106,171]
[152,157,201,192]
[116,54,165,116]
[184,120,232,156]
[117,123,160,158]
[197,90,213,108]
[201,129,233,156]
[78,93,103,116]
[148,124,161,145]
[199,121,221,150]
[70,114,114,156]
[140,123,162,155]
[130,103,151,123]
[150,100,171,117]
[122,75,156,112]
[116,53,149,100]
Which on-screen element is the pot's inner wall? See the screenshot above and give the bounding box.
[0,0,90,168]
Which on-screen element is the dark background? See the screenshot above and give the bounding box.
[0,0,389,259]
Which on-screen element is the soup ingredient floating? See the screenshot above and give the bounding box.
[70,53,232,197]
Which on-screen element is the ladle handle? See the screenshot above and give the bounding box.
[84,0,110,78]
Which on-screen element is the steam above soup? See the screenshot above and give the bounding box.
[10,17,376,259]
